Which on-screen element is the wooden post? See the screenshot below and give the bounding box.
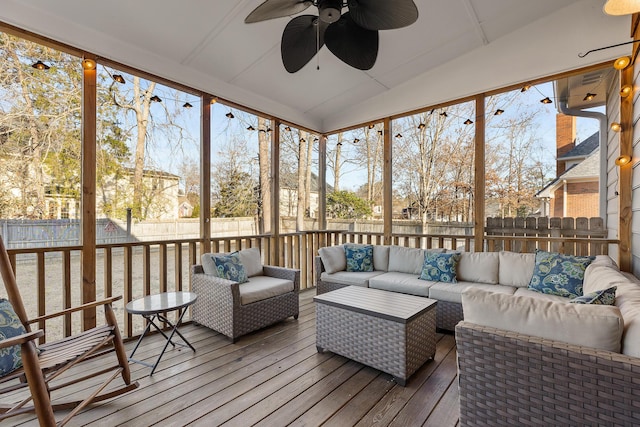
[271,120,281,265]
[81,55,97,330]
[474,94,486,252]
[201,95,212,255]
[318,134,327,231]
[619,64,634,271]
[383,118,392,245]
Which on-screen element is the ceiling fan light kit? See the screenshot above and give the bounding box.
[245,0,419,73]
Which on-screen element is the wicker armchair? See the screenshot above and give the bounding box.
[191,264,299,342]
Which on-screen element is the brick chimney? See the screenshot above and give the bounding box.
[556,114,576,175]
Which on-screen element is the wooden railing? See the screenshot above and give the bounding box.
[4,230,619,342]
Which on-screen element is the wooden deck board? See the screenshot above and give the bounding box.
[10,289,461,426]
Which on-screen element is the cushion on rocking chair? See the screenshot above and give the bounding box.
[0,298,27,376]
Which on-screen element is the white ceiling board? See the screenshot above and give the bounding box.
[322,0,630,131]
[0,0,625,134]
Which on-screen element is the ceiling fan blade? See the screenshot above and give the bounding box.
[325,13,378,70]
[281,15,328,73]
[347,0,419,30]
[245,0,313,23]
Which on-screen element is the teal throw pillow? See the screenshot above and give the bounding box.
[212,252,248,283]
[420,252,461,283]
[528,250,594,299]
[345,244,374,272]
[0,298,27,376]
[570,286,617,305]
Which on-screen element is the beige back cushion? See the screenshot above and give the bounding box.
[457,252,499,284]
[239,247,263,277]
[498,251,535,287]
[611,278,640,357]
[318,245,347,274]
[462,288,624,353]
[388,246,425,274]
[583,263,627,294]
[373,245,390,271]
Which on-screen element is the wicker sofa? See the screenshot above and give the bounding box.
[191,248,300,342]
[316,245,618,330]
[455,260,640,426]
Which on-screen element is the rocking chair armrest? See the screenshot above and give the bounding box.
[0,330,44,349]
[27,296,123,325]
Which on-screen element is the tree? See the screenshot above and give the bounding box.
[327,190,372,219]
[212,139,257,217]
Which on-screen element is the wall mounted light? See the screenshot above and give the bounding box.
[615,154,632,166]
[31,60,50,70]
[620,85,633,97]
[604,0,640,15]
[614,56,631,70]
[82,58,96,70]
[611,122,622,132]
[583,93,596,101]
[112,74,125,84]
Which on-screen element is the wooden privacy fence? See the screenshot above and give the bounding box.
[485,216,609,256]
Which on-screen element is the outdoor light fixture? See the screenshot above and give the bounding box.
[226,112,234,119]
[247,125,255,131]
[417,123,426,129]
[300,138,306,143]
[210,98,218,104]
[353,138,359,143]
[150,95,162,102]
[494,109,504,116]
[521,84,531,92]
[183,102,193,108]
[583,93,596,101]
[337,142,342,146]
[540,97,553,104]
[464,119,473,125]
[368,124,375,129]
[611,122,622,132]
[440,112,448,117]
[378,130,383,135]
[284,126,291,131]
[604,0,640,15]
[31,60,50,70]
[266,127,272,132]
[82,58,96,70]
[621,85,633,97]
[614,56,631,70]
[112,74,125,84]
[615,154,632,166]
[395,133,403,138]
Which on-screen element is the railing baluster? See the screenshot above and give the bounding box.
[37,252,45,344]
[143,245,151,296]
[175,242,182,292]
[104,247,113,298]
[63,250,71,338]
[124,246,133,339]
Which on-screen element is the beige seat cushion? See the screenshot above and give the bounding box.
[429,282,515,304]
[513,288,570,303]
[457,252,499,284]
[320,270,385,287]
[318,246,346,274]
[239,275,294,305]
[369,272,433,297]
[462,288,624,353]
[498,251,535,287]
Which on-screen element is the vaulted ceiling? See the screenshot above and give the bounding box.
[0,0,631,132]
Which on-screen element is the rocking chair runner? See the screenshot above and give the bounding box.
[0,236,138,426]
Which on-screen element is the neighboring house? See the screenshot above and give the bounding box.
[536,115,599,218]
[279,171,329,218]
[178,197,194,218]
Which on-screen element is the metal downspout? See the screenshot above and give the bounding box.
[557,101,607,226]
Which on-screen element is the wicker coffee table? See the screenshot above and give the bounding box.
[314,286,437,386]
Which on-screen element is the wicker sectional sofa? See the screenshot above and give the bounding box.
[315,244,615,330]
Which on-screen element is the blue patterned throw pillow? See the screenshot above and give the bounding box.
[0,298,27,376]
[345,244,374,272]
[570,286,617,305]
[212,252,248,283]
[528,250,594,299]
[419,252,461,283]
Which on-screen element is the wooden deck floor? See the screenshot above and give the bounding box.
[13,289,460,426]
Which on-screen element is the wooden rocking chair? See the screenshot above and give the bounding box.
[0,236,138,426]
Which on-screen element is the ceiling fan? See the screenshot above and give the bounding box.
[245,0,419,73]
